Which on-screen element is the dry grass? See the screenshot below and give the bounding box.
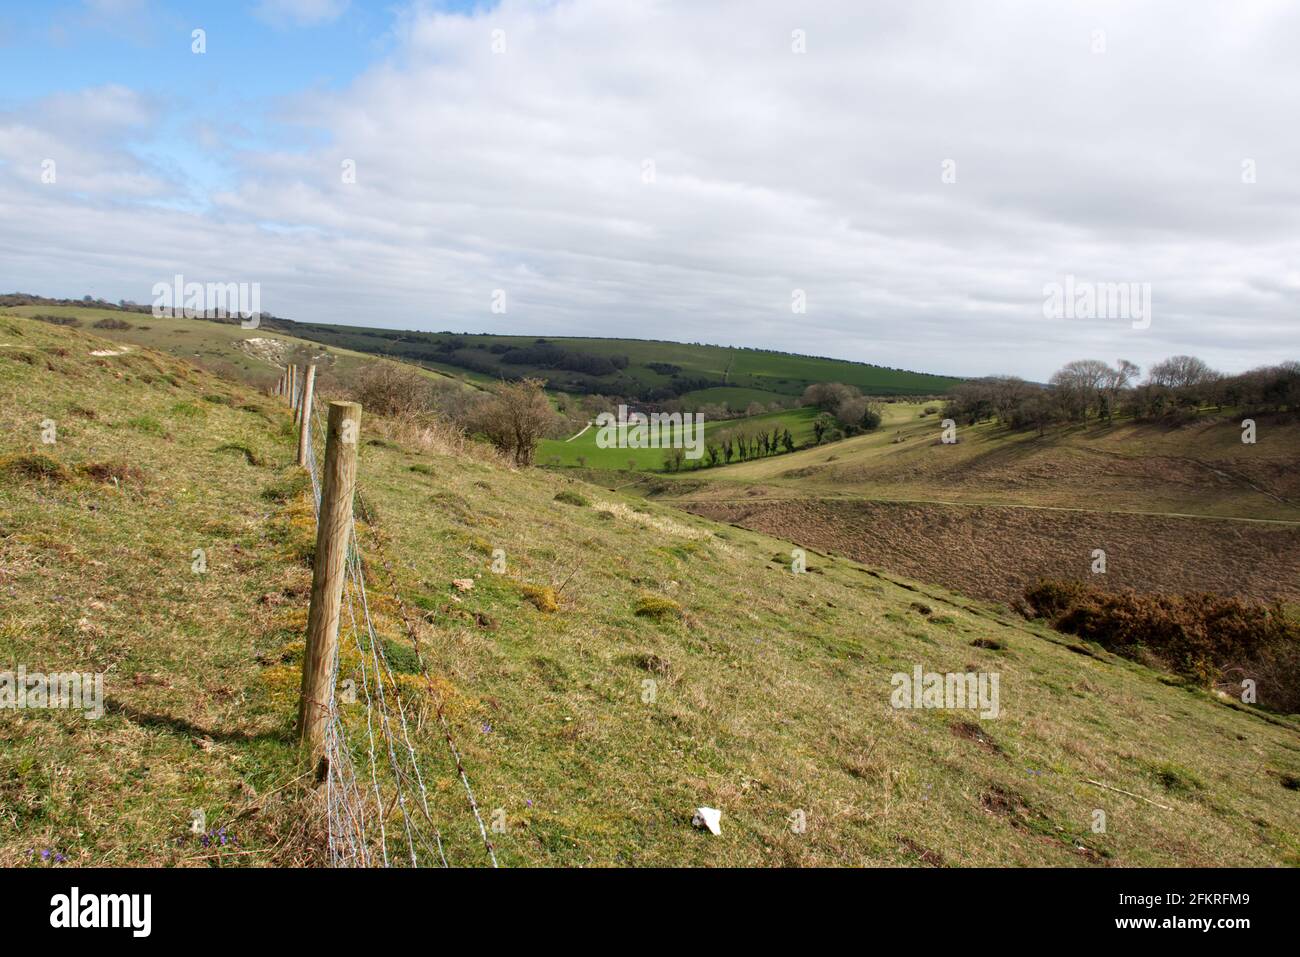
[679,497,1300,607]
[2,313,1299,868]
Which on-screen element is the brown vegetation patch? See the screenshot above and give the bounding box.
[1022,579,1300,711]
[679,498,1300,606]
[79,461,147,485]
[897,835,946,866]
[951,719,1004,755]
[0,452,71,482]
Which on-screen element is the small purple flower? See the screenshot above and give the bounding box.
[481,723,492,734]
[55,853,66,863]
[40,849,50,860]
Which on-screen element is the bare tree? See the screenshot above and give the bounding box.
[1148,355,1216,390]
[471,377,557,466]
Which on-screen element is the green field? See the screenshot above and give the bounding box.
[273,321,963,405]
[3,313,1298,867]
[537,407,818,470]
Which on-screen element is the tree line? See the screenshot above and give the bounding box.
[944,356,1300,433]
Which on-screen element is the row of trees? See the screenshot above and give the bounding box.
[945,357,1300,432]
[708,425,795,466]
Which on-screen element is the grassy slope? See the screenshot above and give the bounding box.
[666,401,1300,522]
[4,305,458,397]
[280,322,964,402]
[2,315,1298,867]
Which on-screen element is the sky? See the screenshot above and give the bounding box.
[0,0,1296,380]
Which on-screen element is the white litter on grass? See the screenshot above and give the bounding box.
[692,807,722,835]
[89,346,131,357]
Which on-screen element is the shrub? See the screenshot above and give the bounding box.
[470,378,557,466]
[92,317,133,330]
[553,489,589,507]
[1021,579,1300,711]
[352,361,436,418]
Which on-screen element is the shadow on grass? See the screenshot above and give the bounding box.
[105,697,295,745]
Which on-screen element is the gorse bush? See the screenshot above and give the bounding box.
[1021,580,1300,712]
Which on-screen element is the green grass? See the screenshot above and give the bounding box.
[2,314,1298,867]
[274,322,964,403]
[1,304,458,398]
[537,406,818,471]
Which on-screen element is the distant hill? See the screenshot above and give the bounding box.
[270,320,964,405]
[0,294,963,407]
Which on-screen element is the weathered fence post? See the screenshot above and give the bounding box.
[298,401,362,762]
[297,364,317,468]
[288,364,297,409]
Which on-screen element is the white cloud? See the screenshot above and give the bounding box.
[1,0,1298,379]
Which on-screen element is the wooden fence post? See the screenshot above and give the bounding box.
[288,364,297,409]
[297,365,317,468]
[298,401,362,761]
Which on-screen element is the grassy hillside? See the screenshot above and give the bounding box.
[3,314,1299,867]
[653,402,1300,607]
[1,304,458,397]
[274,321,964,405]
[667,401,1300,521]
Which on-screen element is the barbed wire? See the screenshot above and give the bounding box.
[303,398,486,867]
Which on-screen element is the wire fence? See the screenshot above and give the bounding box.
[301,395,497,868]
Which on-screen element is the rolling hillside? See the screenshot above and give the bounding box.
[3,314,1299,867]
[0,303,460,398]
[271,320,964,404]
[654,402,1300,606]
